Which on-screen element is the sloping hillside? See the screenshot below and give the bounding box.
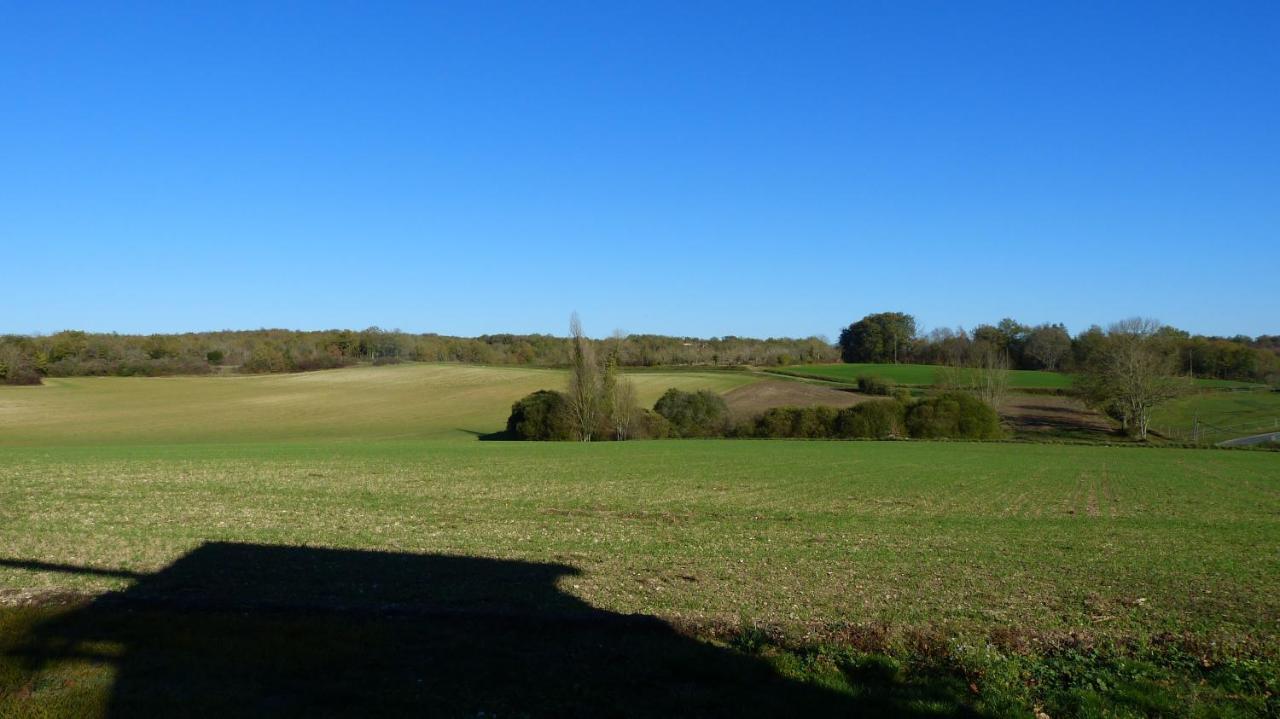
[0,363,757,446]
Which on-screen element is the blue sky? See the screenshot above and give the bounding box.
[3,2,1277,339]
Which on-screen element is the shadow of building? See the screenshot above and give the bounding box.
[3,543,978,717]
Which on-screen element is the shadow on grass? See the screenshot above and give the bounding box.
[1,544,986,717]
[457,428,516,441]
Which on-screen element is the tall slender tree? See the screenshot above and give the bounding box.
[566,313,602,441]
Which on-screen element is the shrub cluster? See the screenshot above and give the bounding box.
[903,392,1003,440]
[856,375,895,396]
[738,396,998,440]
[737,401,906,439]
[506,387,1002,442]
[652,389,730,438]
[506,390,672,441]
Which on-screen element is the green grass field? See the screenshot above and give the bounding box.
[0,363,754,446]
[777,362,1266,391]
[2,364,1278,716]
[1150,389,1280,443]
[777,363,1075,389]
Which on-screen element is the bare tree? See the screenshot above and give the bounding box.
[601,331,639,440]
[1077,318,1186,439]
[971,339,1011,410]
[566,313,601,441]
[933,335,1008,409]
[1025,323,1071,371]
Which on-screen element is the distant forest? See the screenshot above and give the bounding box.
[1,319,1276,386]
[0,328,835,384]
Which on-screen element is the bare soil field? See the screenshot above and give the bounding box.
[1000,393,1118,441]
[722,380,866,419]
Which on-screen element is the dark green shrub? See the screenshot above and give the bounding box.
[857,375,895,396]
[506,390,574,441]
[745,406,840,438]
[753,407,795,438]
[801,406,839,437]
[206,350,225,365]
[905,392,1003,440]
[835,400,906,438]
[653,388,730,438]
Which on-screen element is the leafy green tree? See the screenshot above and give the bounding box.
[838,312,916,363]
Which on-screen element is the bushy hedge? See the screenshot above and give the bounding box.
[631,409,672,439]
[741,406,837,438]
[835,400,906,438]
[506,390,574,441]
[904,392,1003,440]
[505,387,1002,442]
[856,375,896,396]
[653,388,730,438]
[739,401,906,439]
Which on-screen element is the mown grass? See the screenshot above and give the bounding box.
[1,364,1277,716]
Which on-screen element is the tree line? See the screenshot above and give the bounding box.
[506,315,1005,443]
[0,327,836,385]
[839,312,1279,384]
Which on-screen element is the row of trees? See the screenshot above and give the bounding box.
[839,312,1279,384]
[0,327,837,385]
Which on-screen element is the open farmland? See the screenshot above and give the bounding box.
[776,363,1075,389]
[776,362,1267,392]
[0,363,754,447]
[2,364,1278,716]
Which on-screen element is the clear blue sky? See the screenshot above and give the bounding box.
[4,2,1277,339]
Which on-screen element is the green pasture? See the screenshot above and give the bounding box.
[1150,389,1280,442]
[777,363,1074,389]
[0,363,753,447]
[778,362,1266,392]
[1,363,1277,716]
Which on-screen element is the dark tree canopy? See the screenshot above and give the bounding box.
[838,313,917,363]
[653,389,730,438]
[506,390,574,441]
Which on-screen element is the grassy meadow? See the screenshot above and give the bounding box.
[2,363,1278,716]
[778,362,1266,392]
[777,363,1075,389]
[1150,389,1280,442]
[0,363,754,446]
